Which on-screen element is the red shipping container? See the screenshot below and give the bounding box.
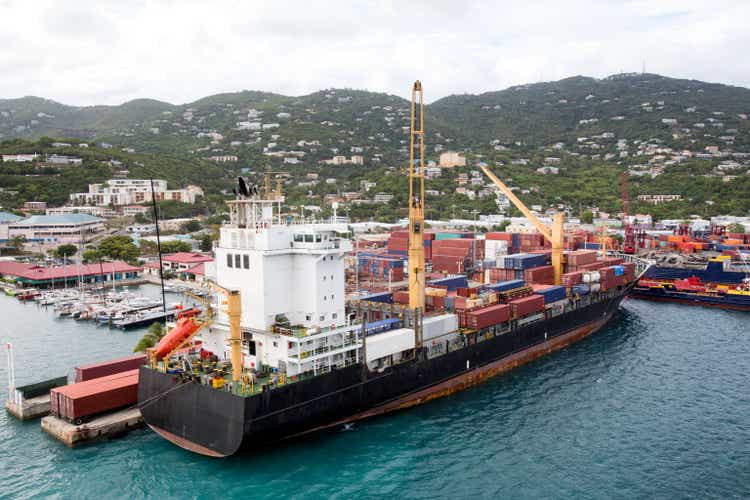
[393,291,409,304]
[524,265,554,284]
[454,296,467,310]
[433,246,472,258]
[486,232,512,241]
[467,304,511,329]
[75,355,146,383]
[509,294,544,317]
[578,261,605,271]
[561,271,583,286]
[52,370,139,422]
[567,250,598,267]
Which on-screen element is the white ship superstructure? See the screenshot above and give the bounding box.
[199,192,361,377]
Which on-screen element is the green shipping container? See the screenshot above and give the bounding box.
[436,232,463,240]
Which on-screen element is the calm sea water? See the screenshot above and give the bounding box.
[1,291,749,499]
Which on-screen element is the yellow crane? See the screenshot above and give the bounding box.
[264,165,288,200]
[480,166,565,285]
[408,81,426,313]
[208,281,243,383]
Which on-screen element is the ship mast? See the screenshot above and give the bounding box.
[408,81,426,315]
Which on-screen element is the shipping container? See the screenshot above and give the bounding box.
[508,294,544,317]
[427,276,468,291]
[74,355,146,383]
[534,285,566,304]
[52,370,138,422]
[485,279,526,293]
[466,304,511,329]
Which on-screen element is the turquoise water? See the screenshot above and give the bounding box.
[1,293,749,499]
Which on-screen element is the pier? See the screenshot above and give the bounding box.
[41,408,144,447]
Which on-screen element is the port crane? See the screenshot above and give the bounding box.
[621,172,636,254]
[408,81,426,314]
[480,167,565,285]
[264,165,289,200]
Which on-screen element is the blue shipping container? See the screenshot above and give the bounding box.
[486,279,526,293]
[360,292,393,303]
[613,265,625,276]
[536,285,566,304]
[571,284,590,296]
[428,275,468,291]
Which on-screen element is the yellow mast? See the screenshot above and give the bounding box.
[480,166,565,285]
[408,81,426,313]
[208,281,242,382]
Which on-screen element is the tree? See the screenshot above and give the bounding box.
[160,240,193,253]
[200,234,213,252]
[82,249,103,264]
[55,244,78,259]
[727,223,745,234]
[133,322,166,353]
[180,220,202,233]
[97,235,140,263]
[9,235,26,253]
[581,210,594,224]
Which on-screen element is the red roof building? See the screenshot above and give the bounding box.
[0,260,142,288]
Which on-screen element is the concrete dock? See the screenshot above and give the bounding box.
[5,394,51,420]
[41,408,143,447]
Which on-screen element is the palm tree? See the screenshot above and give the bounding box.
[133,322,166,353]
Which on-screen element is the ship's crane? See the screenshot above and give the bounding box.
[408,81,426,314]
[480,167,565,285]
[621,172,636,254]
[264,165,289,200]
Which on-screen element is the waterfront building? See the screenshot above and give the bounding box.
[69,179,203,206]
[45,206,116,218]
[7,214,105,245]
[0,212,23,241]
[0,260,141,288]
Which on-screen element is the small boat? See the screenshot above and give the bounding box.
[16,288,40,301]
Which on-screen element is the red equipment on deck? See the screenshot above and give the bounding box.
[154,318,202,359]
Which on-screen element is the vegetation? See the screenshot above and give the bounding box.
[133,322,166,353]
[96,236,140,263]
[159,241,193,253]
[728,223,746,233]
[54,244,78,258]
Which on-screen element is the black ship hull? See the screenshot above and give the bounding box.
[139,290,626,457]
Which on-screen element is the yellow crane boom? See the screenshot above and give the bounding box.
[480,165,565,285]
[408,81,426,314]
[207,281,242,382]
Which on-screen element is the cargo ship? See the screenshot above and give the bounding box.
[138,82,651,457]
[630,257,750,311]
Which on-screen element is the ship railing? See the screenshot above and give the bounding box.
[605,251,654,279]
[288,338,359,359]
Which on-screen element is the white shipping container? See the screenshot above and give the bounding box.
[366,328,415,362]
[422,313,459,341]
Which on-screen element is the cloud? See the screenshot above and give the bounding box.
[0,0,748,105]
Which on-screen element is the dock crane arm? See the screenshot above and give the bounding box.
[207,280,243,383]
[480,165,565,285]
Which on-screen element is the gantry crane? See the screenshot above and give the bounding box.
[480,166,565,285]
[408,81,426,314]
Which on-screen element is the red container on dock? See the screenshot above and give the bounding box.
[393,290,410,304]
[74,354,146,383]
[52,370,139,422]
[467,304,511,329]
[509,294,545,317]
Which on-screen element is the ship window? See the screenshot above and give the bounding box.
[294,234,303,242]
[243,255,249,269]
[332,313,338,319]
[319,315,325,321]
[273,341,278,348]
[315,234,322,242]
[306,314,311,321]
[227,254,233,267]
[304,234,313,242]
[323,295,326,300]
[331,274,334,280]
[248,341,256,356]
[332,294,335,300]
[235,254,241,268]
[323,276,326,281]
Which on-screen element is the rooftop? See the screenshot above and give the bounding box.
[162,252,213,264]
[0,212,23,223]
[0,260,141,281]
[10,213,104,226]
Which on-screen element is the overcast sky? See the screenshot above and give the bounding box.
[2,0,749,106]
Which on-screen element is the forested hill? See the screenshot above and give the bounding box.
[2,73,750,220]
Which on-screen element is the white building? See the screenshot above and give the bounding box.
[2,154,39,163]
[7,213,105,245]
[198,194,357,376]
[70,179,203,206]
[439,151,466,168]
[45,206,115,218]
[324,155,364,166]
